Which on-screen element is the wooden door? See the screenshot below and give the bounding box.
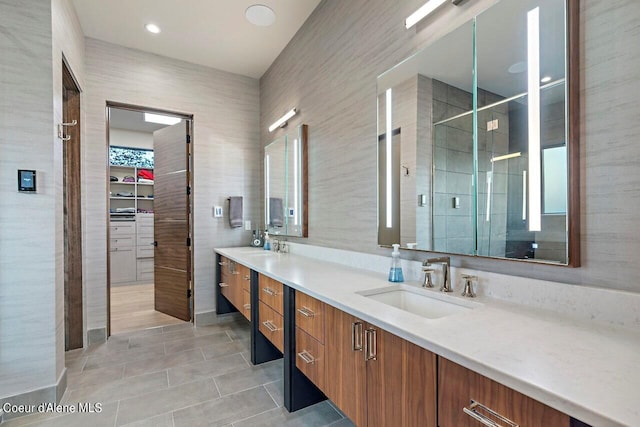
[62,62,83,350]
[324,305,367,426]
[153,121,192,321]
[366,326,437,427]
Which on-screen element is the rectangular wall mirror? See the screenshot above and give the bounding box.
[377,0,579,265]
[265,124,308,237]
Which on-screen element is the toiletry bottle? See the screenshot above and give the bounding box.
[388,244,404,282]
[263,231,271,251]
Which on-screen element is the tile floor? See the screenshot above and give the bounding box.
[4,316,355,427]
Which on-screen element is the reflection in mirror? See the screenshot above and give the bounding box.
[476,0,568,262]
[377,0,577,265]
[265,135,287,234]
[264,124,308,237]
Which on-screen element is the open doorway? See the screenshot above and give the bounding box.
[107,104,193,336]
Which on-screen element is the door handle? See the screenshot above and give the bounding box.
[262,320,278,332]
[296,307,315,318]
[351,322,363,351]
[297,350,316,364]
[364,328,377,361]
[262,287,277,296]
[463,400,519,427]
[219,282,229,288]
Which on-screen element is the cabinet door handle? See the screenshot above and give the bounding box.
[364,328,377,361]
[262,287,277,296]
[244,275,250,281]
[218,261,227,266]
[243,304,251,310]
[297,350,316,364]
[296,307,315,318]
[351,322,363,351]
[262,320,278,332]
[463,400,519,427]
[219,282,229,288]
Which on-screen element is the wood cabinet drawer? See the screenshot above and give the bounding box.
[219,275,234,304]
[295,292,325,343]
[237,263,251,292]
[136,215,154,235]
[258,274,283,314]
[438,357,570,427]
[258,300,284,353]
[296,327,325,392]
[110,222,135,236]
[241,289,251,321]
[218,256,232,276]
[111,236,134,249]
[136,258,154,282]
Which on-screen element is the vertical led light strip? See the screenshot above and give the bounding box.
[522,170,527,221]
[485,171,492,222]
[265,155,270,225]
[293,138,299,226]
[385,88,393,228]
[527,7,542,231]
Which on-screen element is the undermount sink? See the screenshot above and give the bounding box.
[357,284,480,319]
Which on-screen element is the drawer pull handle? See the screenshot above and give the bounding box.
[262,320,278,332]
[297,350,315,364]
[218,261,228,266]
[219,282,229,288]
[243,304,251,310]
[296,307,315,318]
[463,400,519,427]
[262,287,278,296]
[244,275,250,281]
[351,322,363,351]
[364,328,377,361]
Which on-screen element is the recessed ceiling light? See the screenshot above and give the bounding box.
[145,23,161,34]
[508,61,527,74]
[540,76,552,83]
[245,4,276,27]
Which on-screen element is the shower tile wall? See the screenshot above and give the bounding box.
[432,80,509,256]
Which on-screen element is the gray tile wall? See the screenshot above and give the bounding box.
[0,0,84,402]
[83,39,261,333]
[260,0,640,292]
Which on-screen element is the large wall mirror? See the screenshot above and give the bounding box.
[378,0,579,265]
[265,124,308,237]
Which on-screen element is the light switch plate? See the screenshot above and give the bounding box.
[244,220,252,230]
[213,206,223,217]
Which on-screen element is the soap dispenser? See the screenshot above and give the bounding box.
[263,231,271,251]
[388,244,404,283]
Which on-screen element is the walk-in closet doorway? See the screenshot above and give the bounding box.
[106,103,194,336]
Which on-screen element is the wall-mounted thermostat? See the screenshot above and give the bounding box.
[18,170,36,192]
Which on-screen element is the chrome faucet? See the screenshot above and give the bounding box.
[422,256,451,292]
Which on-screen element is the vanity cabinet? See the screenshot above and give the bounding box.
[218,256,250,319]
[438,357,570,427]
[258,273,284,352]
[294,292,327,392]
[324,305,437,427]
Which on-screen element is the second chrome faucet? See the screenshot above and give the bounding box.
[422,256,451,292]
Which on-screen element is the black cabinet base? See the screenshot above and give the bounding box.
[283,286,326,412]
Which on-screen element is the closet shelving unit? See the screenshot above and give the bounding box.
[109,165,154,219]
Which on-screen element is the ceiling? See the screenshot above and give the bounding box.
[71,0,322,79]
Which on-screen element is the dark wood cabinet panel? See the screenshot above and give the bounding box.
[438,357,570,427]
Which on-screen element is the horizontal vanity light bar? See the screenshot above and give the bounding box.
[405,0,448,29]
[268,108,297,132]
[491,152,521,163]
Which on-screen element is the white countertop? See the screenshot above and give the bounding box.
[215,247,640,426]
